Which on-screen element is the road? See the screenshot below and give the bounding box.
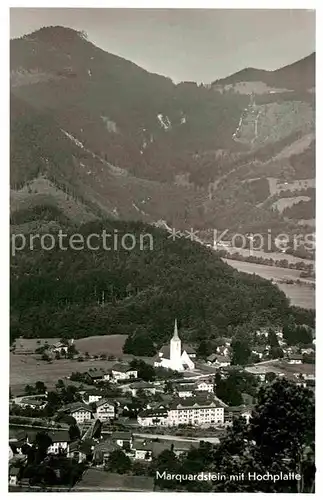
[133,432,220,444]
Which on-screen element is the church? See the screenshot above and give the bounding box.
[154,319,196,372]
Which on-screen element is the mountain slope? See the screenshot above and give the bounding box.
[10,26,315,236]
[11,219,293,348]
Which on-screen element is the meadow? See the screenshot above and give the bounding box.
[224,259,315,309]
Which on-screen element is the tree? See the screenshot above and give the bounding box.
[129,359,155,381]
[197,339,212,359]
[69,424,81,441]
[67,344,78,359]
[42,353,50,362]
[151,449,180,490]
[269,346,284,359]
[268,328,279,348]
[34,432,53,463]
[55,351,61,360]
[123,331,156,356]
[55,379,65,391]
[25,384,34,395]
[231,339,251,366]
[35,381,47,394]
[250,379,315,492]
[106,449,131,474]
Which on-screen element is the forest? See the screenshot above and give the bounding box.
[10,217,314,354]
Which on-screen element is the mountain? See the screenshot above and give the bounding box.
[11,218,297,350]
[10,26,315,237]
[212,53,315,93]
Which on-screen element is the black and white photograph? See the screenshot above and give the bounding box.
[9,6,315,493]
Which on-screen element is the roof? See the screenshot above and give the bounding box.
[88,369,107,379]
[75,469,154,491]
[207,353,218,362]
[62,402,92,413]
[111,431,132,441]
[94,440,118,455]
[158,343,196,358]
[174,384,194,392]
[20,398,46,406]
[133,439,154,452]
[225,405,254,414]
[170,396,225,410]
[129,381,155,389]
[111,363,135,373]
[289,354,303,360]
[138,407,169,418]
[48,430,71,443]
[96,398,115,408]
[215,355,231,363]
[9,466,20,475]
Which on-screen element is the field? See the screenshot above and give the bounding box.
[74,335,127,356]
[224,259,315,309]
[9,354,118,396]
[221,247,314,266]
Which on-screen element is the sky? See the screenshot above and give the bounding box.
[10,8,315,83]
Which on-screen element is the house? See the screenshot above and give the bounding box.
[83,389,103,404]
[128,381,156,397]
[49,339,73,354]
[47,430,71,455]
[137,406,169,427]
[132,440,154,461]
[224,406,253,425]
[93,440,118,465]
[60,402,93,424]
[251,346,268,360]
[216,345,230,357]
[9,466,20,486]
[214,355,231,367]
[111,431,133,450]
[96,399,116,421]
[207,353,218,365]
[207,353,230,367]
[168,397,225,426]
[87,368,109,383]
[300,347,315,355]
[173,384,194,398]
[195,379,214,393]
[288,354,303,365]
[166,440,199,456]
[17,398,47,410]
[154,320,195,371]
[68,439,94,463]
[111,364,138,381]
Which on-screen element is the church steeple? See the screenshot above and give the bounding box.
[172,318,180,340]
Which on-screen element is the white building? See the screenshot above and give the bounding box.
[111,364,138,381]
[96,399,115,421]
[168,399,224,426]
[47,430,71,455]
[137,399,225,427]
[137,406,170,427]
[128,381,156,397]
[62,402,93,424]
[288,354,303,364]
[84,391,103,404]
[195,380,214,393]
[154,320,195,372]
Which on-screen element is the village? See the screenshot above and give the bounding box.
[9,320,315,491]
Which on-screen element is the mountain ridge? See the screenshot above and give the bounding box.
[10,25,315,237]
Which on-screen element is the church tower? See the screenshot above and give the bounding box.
[170,319,182,368]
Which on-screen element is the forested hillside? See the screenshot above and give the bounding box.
[11,217,312,353]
